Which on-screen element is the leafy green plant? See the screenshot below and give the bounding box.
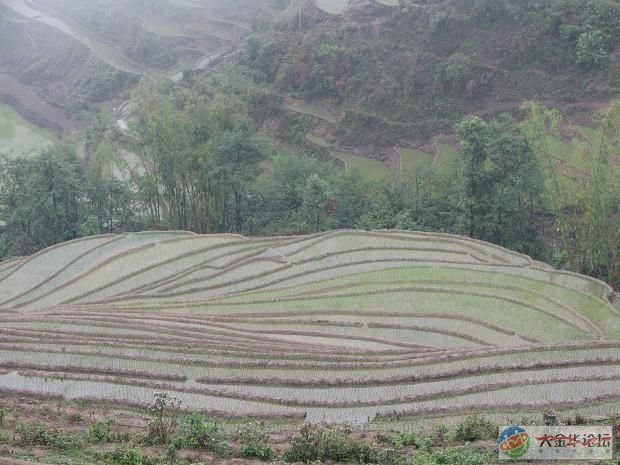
[551,246,569,269]
[377,431,420,448]
[15,422,84,451]
[47,432,84,452]
[234,419,277,461]
[166,442,179,462]
[181,412,229,458]
[378,431,435,453]
[15,422,48,447]
[543,410,558,426]
[106,446,148,465]
[90,419,113,443]
[434,425,449,447]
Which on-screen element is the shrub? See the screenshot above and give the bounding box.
[90,419,113,443]
[181,412,229,458]
[47,432,84,452]
[285,423,387,464]
[239,442,278,461]
[576,29,610,66]
[395,446,496,465]
[453,415,497,442]
[285,423,335,463]
[434,425,449,447]
[15,422,48,447]
[377,431,433,455]
[106,446,147,465]
[0,407,4,427]
[15,422,84,451]
[147,392,182,445]
[315,425,351,462]
[234,420,277,461]
[348,441,389,464]
[69,411,85,423]
[377,431,421,448]
[543,410,558,426]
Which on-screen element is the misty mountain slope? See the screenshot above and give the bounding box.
[0,0,283,124]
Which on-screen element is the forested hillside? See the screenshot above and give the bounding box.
[249,0,620,144]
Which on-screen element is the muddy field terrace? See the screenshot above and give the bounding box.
[0,230,618,428]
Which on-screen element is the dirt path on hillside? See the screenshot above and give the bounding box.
[474,96,615,119]
[0,73,78,136]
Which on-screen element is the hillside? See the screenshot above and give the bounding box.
[247,0,620,147]
[0,230,619,427]
[0,0,282,144]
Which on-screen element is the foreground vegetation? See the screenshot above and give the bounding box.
[0,394,617,465]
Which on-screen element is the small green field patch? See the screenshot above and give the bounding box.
[399,147,433,175]
[435,143,459,171]
[0,104,57,158]
[285,102,341,124]
[332,151,391,181]
[306,134,332,148]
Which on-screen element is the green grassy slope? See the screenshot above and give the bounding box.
[0,103,57,156]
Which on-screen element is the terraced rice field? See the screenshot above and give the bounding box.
[399,147,433,175]
[0,0,159,81]
[373,0,399,5]
[315,0,349,15]
[284,101,342,124]
[435,143,459,172]
[0,230,619,426]
[332,151,392,180]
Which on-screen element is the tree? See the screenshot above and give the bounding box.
[358,186,401,230]
[456,114,545,255]
[208,125,269,233]
[488,130,544,255]
[301,174,329,232]
[576,29,609,66]
[455,116,493,239]
[0,146,86,256]
[519,102,570,256]
[583,101,620,287]
[332,168,369,228]
[521,100,620,285]
[85,172,136,234]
